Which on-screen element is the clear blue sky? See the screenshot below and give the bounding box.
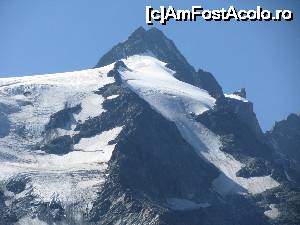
[0,0,299,131]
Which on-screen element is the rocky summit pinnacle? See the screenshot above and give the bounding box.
[96,27,224,98]
[95,27,188,69]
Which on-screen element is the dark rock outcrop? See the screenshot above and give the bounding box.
[226,96,264,140]
[196,69,224,99]
[45,104,81,131]
[197,97,268,159]
[266,113,300,184]
[196,97,282,179]
[266,113,300,163]
[39,104,81,155]
[41,135,73,155]
[6,175,29,194]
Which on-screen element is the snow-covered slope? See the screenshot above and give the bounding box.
[0,54,280,224]
[119,55,279,195]
[0,65,124,213]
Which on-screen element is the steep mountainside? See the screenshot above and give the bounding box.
[96,27,223,98]
[267,113,300,166]
[0,27,299,225]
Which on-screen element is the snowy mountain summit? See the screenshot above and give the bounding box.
[0,27,299,225]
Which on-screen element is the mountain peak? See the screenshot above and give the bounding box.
[128,27,163,39]
[128,26,146,39]
[95,27,187,69]
[95,27,224,98]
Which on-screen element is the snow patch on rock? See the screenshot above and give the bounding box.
[264,204,280,219]
[106,94,119,100]
[225,94,248,102]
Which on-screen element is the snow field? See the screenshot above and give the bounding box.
[120,55,279,195]
[0,65,122,207]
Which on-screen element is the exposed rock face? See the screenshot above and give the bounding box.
[96,27,223,98]
[88,80,215,224]
[197,97,265,151]
[267,113,300,164]
[196,69,224,99]
[6,175,29,194]
[248,113,300,225]
[41,135,73,155]
[45,104,81,131]
[196,97,276,178]
[228,97,263,139]
[266,113,300,184]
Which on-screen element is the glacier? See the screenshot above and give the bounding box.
[0,64,123,213]
[0,54,280,224]
[119,55,279,195]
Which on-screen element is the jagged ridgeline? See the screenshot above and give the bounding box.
[0,27,299,225]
